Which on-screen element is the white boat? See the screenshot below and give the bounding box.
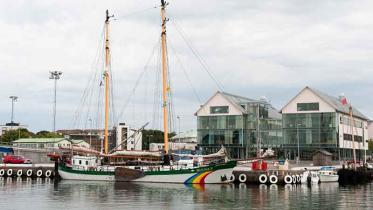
[300,170,309,184]
[309,171,320,184]
[300,170,319,184]
[318,166,339,182]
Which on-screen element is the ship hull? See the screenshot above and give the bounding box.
[319,174,339,182]
[58,166,115,181]
[59,161,236,184]
[115,161,237,184]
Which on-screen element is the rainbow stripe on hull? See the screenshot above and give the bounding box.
[184,170,213,184]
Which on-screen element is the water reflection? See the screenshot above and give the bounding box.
[0,179,372,210]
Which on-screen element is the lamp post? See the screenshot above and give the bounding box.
[49,71,62,132]
[89,118,92,149]
[9,96,18,123]
[296,123,302,164]
[177,115,181,143]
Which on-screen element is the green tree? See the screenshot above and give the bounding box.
[368,140,373,152]
[142,129,176,150]
[35,130,62,138]
[0,128,34,144]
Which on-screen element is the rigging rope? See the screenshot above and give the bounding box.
[71,24,106,130]
[115,38,161,126]
[167,38,203,104]
[169,15,225,91]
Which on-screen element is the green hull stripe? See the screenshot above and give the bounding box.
[59,166,115,176]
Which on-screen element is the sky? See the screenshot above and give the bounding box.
[0,0,372,133]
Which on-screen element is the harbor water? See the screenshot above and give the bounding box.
[0,178,373,209]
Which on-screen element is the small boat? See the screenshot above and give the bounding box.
[309,171,320,184]
[300,170,309,184]
[318,166,339,182]
[301,169,319,184]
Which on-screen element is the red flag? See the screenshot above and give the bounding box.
[341,96,347,105]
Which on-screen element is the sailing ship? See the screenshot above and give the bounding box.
[59,1,236,183]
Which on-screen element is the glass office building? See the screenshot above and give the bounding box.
[281,87,368,161]
[196,92,282,159]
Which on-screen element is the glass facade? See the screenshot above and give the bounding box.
[282,112,338,160]
[198,103,282,159]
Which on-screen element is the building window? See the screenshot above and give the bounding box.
[210,106,229,114]
[297,103,319,111]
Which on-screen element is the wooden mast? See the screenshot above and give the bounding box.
[160,0,170,162]
[104,10,113,154]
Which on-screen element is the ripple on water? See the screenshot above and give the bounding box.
[0,179,373,210]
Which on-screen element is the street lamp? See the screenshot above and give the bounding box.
[49,70,62,132]
[177,115,181,143]
[296,123,302,164]
[9,96,18,123]
[89,118,92,149]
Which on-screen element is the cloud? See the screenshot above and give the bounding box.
[0,0,372,133]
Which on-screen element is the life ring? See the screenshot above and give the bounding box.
[292,175,296,184]
[7,169,13,177]
[269,175,278,184]
[17,169,23,177]
[296,175,301,183]
[45,170,52,178]
[230,174,235,182]
[0,169,4,176]
[36,170,43,177]
[26,169,33,177]
[259,174,268,184]
[238,174,247,183]
[284,175,292,184]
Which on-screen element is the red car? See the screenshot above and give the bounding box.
[2,155,32,164]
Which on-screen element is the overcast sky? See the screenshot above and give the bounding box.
[0,0,372,132]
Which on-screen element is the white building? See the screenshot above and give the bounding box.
[12,138,72,149]
[281,86,368,160]
[195,91,282,159]
[149,142,197,152]
[368,120,373,140]
[170,130,197,143]
[0,122,27,136]
[116,123,142,151]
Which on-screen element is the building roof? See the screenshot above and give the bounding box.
[280,87,368,120]
[313,149,332,156]
[220,91,256,105]
[70,139,86,144]
[195,91,281,118]
[170,130,197,139]
[13,138,67,143]
[310,87,368,120]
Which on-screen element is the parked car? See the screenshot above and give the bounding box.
[2,155,32,164]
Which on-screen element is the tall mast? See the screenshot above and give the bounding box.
[160,0,169,159]
[104,10,113,154]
